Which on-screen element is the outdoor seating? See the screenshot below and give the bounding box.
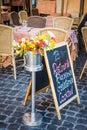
[53,16,74,30]
[10,11,21,26]
[79,27,87,79]
[0,24,23,80]
[1,6,11,25]
[18,10,28,23]
[27,16,46,28]
[39,27,67,43]
[32,8,39,16]
[1,6,11,12]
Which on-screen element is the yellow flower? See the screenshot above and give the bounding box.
[50,39,56,46]
[30,43,35,49]
[16,50,21,55]
[21,43,26,49]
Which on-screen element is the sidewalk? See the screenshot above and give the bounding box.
[0,50,87,130]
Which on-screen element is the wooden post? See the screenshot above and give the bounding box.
[79,0,84,16]
[24,79,32,106]
[61,0,64,16]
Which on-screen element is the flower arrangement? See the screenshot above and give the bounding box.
[13,31,56,56]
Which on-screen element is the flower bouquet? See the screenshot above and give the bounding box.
[13,31,56,56]
[13,31,56,70]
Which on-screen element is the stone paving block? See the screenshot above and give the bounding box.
[47,124,58,130]
[0,51,87,130]
[75,125,87,130]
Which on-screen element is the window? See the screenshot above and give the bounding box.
[2,0,11,5]
[32,0,38,8]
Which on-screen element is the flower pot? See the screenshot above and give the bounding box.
[24,51,43,71]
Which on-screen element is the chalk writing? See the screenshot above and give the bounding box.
[59,86,73,104]
[53,50,61,61]
[52,59,70,74]
[45,44,76,106]
[51,50,74,105]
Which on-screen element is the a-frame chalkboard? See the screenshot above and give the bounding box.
[44,42,80,120]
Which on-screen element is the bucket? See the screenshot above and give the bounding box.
[24,51,43,71]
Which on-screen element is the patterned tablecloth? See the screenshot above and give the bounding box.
[14,26,40,41]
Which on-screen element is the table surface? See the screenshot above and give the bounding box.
[14,26,40,41]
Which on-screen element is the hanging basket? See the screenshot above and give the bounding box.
[24,51,43,72]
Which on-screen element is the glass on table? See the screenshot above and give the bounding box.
[54,22,58,28]
[22,20,27,27]
[85,21,87,26]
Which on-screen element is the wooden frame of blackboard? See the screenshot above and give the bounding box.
[24,79,50,106]
[44,42,80,120]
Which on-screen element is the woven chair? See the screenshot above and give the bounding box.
[0,24,23,79]
[77,13,87,36]
[0,13,2,23]
[53,16,74,30]
[18,10,28,23]
[39,27,67,43]
[32,8,39,16]
[27,16,46,28]
[10,11,21,26]
[1,6,11,12]
[72,17,81,30]
[1,6,11,25]
[79,27,87,79]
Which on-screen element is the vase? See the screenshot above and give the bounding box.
[24,51,43,71]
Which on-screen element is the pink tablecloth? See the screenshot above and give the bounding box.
[66,29,78,50]
[14,26,78,49]
[1,11,10,22]
[14,26,40,41]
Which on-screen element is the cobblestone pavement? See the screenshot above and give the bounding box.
[0,50,87,130]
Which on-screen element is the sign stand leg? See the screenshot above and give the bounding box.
[24,79,32,106]
[23,71,42,126]
[77,97,80,104]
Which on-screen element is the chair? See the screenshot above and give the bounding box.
[1,6,11,25]
[27,16,46,28]
[32,8,39,16]
[53,16,74,30]
[1,6,11,12]
[0,24,23,79]
[0,13,2,23]
[79,27,87,79]
[39,27,67,43]
[10,11,21,26]
[72,17,81,30]
[39,28,73,60]
[77,13,87,36]
[18,10,28,23]
[77,13,87,50]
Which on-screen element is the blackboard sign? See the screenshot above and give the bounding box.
[36,56,49,92]
[44,42,80,120]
